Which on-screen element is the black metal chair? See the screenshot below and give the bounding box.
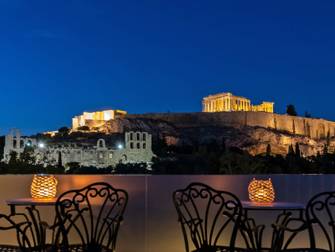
[173,182,251,252]
[53,182,128,252]
[270,211,308,252]
[0,212,38,251]
[305,191,335,252]
[271,191,335,252]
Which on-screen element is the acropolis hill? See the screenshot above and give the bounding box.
[70,92,335,156]
[126,91,335,141]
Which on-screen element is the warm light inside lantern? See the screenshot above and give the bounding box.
[248,178,275,204]
[31,174,58,200]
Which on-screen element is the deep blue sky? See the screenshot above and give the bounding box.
[0,0,334,134]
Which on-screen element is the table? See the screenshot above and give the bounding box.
[7,198,57,214]
[242,201,305,216]
[241,201,305,250]
[6,198,58,251]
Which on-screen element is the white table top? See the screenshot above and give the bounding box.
[242,201,305,210]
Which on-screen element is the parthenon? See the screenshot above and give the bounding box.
[202,92,274,113]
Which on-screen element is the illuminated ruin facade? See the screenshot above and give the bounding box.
[72,109,127,130]
[202,92,274,113]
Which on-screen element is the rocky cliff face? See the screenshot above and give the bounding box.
[101,118,177,137]
[98,116,334,157]
[126,112,335,140]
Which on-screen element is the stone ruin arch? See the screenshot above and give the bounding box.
[97,139,106,149]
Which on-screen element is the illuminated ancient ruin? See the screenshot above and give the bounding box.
[72,109,127,130]
[2,130,154,168]
[202,92,274,113]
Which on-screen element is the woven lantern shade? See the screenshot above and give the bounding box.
[248,178,275,203]
[31,174,58,200]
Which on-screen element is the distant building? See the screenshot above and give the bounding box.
[72,109,127,130]
[2,130,154,168]
[3,129,37,159]
[202,92,274,113]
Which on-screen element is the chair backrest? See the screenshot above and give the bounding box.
[173,182,243,252]
[55,182,128,251]
[306,191,335,251]
[0,213,35,251]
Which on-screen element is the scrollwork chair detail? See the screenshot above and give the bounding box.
[54,182,128,252]
[271,211,308,252]
[306,191,335,252]
[173,182,247,252]
[0,212,38,252]
[271,191,335,252]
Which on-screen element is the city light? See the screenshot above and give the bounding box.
[38,143,45,149]
[117,144,123,149]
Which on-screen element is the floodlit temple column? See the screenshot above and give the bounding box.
[202,92,274,113]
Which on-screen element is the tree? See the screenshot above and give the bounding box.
[66,162,81,171]
[295,143,301,158]
[287,104,297,116]
[206,139,220,153]
[77,126,90,131]
[221,138,226,153]
[266,144,271,157]
[323,144,329,155]
[327,131,331,146]
[58,126,70,136]
[57,151,63,168]
[20,147,35,165]
[9,151,18,165]
[288,145,295,156]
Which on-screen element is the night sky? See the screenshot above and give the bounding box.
[0,0,335,134]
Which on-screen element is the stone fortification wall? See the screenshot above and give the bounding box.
[126,112,335,140]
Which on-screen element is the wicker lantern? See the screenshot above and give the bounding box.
[248,178,275,203]
[31,174,58,200]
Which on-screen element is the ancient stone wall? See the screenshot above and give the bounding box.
[126,112,335,140]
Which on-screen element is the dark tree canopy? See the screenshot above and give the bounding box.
[295,143,301,158]
[266,144,271,156]
[77,126,90,131]
[288,144,295,156]
[287,104,297,116]
[58,151,63,168]
[58,127,70,134]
